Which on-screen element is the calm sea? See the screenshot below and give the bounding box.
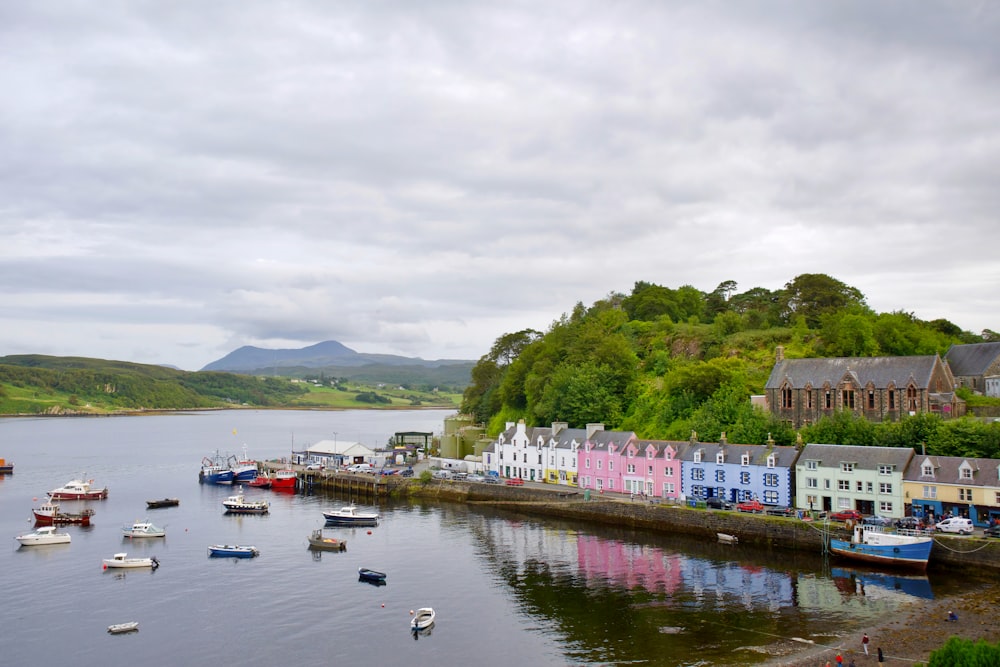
[0,410,959,666]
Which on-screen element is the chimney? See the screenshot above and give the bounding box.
[586,423,604,440]
[719,432,727,446]
[775,345,785,363]
[690,430,697,443]
[552,422,568,437]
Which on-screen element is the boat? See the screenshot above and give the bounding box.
[32,500,94,526]
[307,528,347,552]
[199,453,235,485]
[829,523,933,571]
[229,446,258,483]
[15,526,71,546]
[103,553,159,570]
[247,473,272,489]
[0,457,12,474]
[358,567,387,584]
[208,544,260,558]
[270,468,297,491]
[717,532,739,545]
[222,487,269,514]
[323,504,379,526]
[831,566,934,600]
[107,622,139,634]
[48,478,109,500]
[411,607,436,631]
[122,520,166,538]
[146,498,180,509]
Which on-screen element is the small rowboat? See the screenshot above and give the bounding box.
[411,607,436,631]
[208,544,260,558]
[717,532,739,545]
[307,529,347,552]
[358,567,387,584]
[145,498,179,509]
[108,622,139,634]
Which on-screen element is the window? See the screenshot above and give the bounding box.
[879,483,892,494]
[766,455,776,468]
[878,465,892,475]
[664,467,674,477]
[741,454,750,466]
[692,468,705,481]
[824,479,831,489]
[994,491,1000,505]
[842,389,856,409]
[663,482,675,496]
[856,481,863,492]
[694,451,702,463]
[867,389,876,410]
[806,477,818,488]
[608,460,614,472]
[715,470,725,483]
[647,465,653,475]
[607,479,614,490]
[841,462,855,473]
[838,480,850,491]
[806,389,813,409]
[907,385,918,411]
[806,494,818,507]
[597,460,602,470]
[878,501,893,514]
[763,491,778,504]
[716,452,725,464]
[691,485,704,498]
[888,388,896,410]
[781,385,793,409]
[825,390,832,409]
[922,464,934,477]
[959,488,973,501]
[741,471,751,485]
[866,482,873,493]
[763,473,778,487]
[585,458,590,469]
[960,467,972,480]
[837,498,852,510]
[806,460,818,470]
[923,486,937,499]
[626,463,636,474]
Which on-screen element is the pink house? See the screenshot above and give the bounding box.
[622,440,687,499]
[577,430,637,494]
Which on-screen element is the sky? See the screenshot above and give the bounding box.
[3,2,1000,371]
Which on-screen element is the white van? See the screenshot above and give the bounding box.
[935,517,974,535]
[347,463,373,473]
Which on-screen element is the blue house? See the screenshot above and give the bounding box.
[680,435,800,506]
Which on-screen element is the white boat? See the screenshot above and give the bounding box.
[222,487,270,514]
[15,525,71,546]
[322,504,379,526]
[48,478,109,500]
[107,621,139,634]
[411,607,436,631]
[208,544,260,558]
[717,532,739,545]
[122,520,166,538]
[103,552,159,570]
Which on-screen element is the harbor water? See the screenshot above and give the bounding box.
[0,410,966,666]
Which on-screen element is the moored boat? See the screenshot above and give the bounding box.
[103,553,159,569]
[48,478,108,500]
[247,473,272,489]
[146,498,180,509]
[107,622,139,634]
[717,532,739,545]
[222,487,269,514]
[270,468,297,491]
[323,504,379,526]
[0,457,13,474]
[15,525,71,546]
[32,500,94,526]
[122,520,166,538]
[307,528,347,552]
[200,452,235,485]
[208,544,260,558]
[229,446,258,483]
[358,567,387,583]
[829,523,933,571]
[411,607,435,631]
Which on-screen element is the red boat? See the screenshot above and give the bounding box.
[247,474,272,489]
[270,469,297,491]
[48,478,109,500]
[33,500,95,526]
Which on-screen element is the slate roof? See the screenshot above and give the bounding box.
[680,441,800,467]
[765,355,941,390]
[945,342,1000,376]
[798,443,913,471]
[906,455,1000,488]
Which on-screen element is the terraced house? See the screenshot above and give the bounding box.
[680,435,798,506]
[795,444,912,518]
[577,428,639,495]
[765,346,965,428]
[624,439,686,500]
[495,420,599,485]
[904,454,1000,525]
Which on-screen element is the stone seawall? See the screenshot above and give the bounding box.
[397,479,1000,572]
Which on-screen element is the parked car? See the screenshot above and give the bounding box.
[828,509,863,522]
[863,515,893,527]
[466,474,486,483]
[505,477,525,486]
[482,475,500,484]
[705,497,732,510]
[894,516,923,530]
[305,464,323,471]
[378,468,399,476]
[399,467,414,477]
[984,525,1000,539]
[765,505,796,517]
[432,470,454,480]
[736,500,765,513]
[935,517,974,535]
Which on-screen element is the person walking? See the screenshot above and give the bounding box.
[877,647,885,663]
[835,651,843,665]
[862,632,870,656]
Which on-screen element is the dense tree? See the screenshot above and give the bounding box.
[782,273,869,328]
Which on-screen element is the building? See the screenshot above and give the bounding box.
[795,444,913,518]
[945,342,1000,397]
[765,347,965,428]
[680,434,799,506]
[625,439,686,500]
[577,428,639,495]
[904,454,1000,525]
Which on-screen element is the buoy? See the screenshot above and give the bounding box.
[410,610,414,615]
[33,497,37,502]
[103,564,107,570]
[367,530,372,535]
[381,603,385,608]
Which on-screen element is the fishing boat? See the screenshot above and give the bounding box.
[32,500,94,526]
[146,498,180,509]
[15,526,71,546]
[208,544,260,558]
[107,622,139,634]
[358,567,387,584]
[48,478,109,500]
[411,607,436,631]
[307,528,347,552]
[270,468,297,491]
[0,457,12,474]
[247,473,272,489]
[199,453,234,485]
[229,446,258,483]
[122,520,166,538]
[103,553,159,570]
[829,523,933,571]
[323,504,379,526]
[222,487,269,514]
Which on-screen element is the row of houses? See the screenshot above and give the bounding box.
[483,420,1000,526]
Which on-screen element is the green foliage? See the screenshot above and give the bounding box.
[928,636,1000,666]
[354,391,391,404]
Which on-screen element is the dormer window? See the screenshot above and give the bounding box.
[960,466,973,480]
[694,451,702,463]
[841,462,855,473]
[922,464,934,477]
[741,453,750,466]
[716,452,725,464]
[767,455,776,468]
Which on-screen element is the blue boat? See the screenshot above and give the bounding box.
[358,567,386,584]
[229,446,258,483]
[208,544,260,558]
[829,524,932,571]
[200,453,234,485]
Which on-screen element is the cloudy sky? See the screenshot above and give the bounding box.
[3,2,999,371]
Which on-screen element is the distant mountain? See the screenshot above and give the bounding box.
[201,340,474,373]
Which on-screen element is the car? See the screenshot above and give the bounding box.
[736,500,764,513]
[466,474,486,483]
[984,525,1000,539]
[765,505,796,517]
[862,515,893,527]
[432,470,453,480]
[828,509,863,522]
[378,468,399,476]
[305,464,323,471]
[347,463,374,473]
[894,516,923,530]
[482,475,500,484]
[705,497,732,510]
[399,467,414,477]
[935,517,974,535]
[505,477,524,486]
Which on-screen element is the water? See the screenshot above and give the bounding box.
[0,410,952,666]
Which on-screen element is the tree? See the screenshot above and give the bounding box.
[782,273,868,328]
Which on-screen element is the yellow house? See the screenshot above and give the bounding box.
[904,455,1000,526]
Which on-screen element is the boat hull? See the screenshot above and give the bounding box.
[33,506,94,526]
[829,538,932,571]
[16,529,71,546]
[358,567,387,583]
[411,608,435,630]
[208,545,259,558]
[307,530,347,551]
[146,498,180,509]
[270,470,297,490]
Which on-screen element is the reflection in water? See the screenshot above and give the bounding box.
[831,566,934,600]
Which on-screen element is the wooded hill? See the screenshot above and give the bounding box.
[460,273,1000,459]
